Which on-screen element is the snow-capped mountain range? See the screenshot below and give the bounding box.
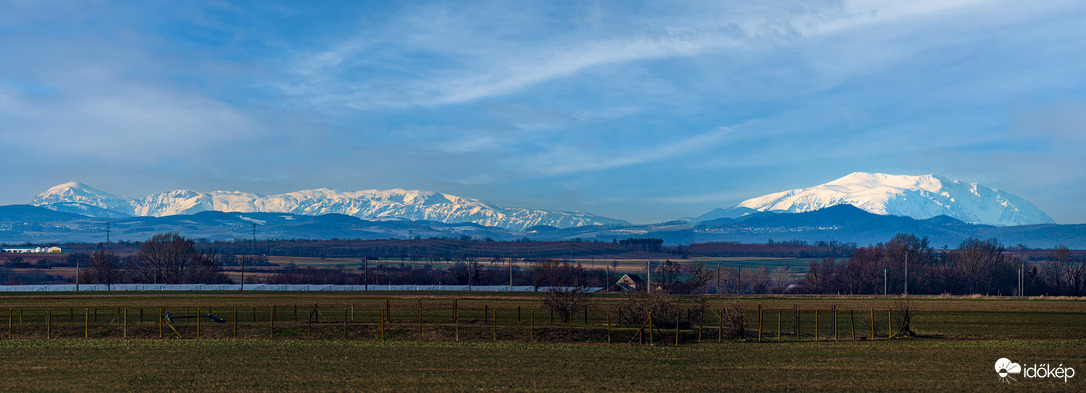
[31,182,628,232]
[696,172,1053,226]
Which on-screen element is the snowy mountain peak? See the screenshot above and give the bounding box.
[731,172,1053,226]
[33,182,136,215]
[31,184,627,232]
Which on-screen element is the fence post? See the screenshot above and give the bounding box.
[530,309,534,341]
[140,308,144,323]
[47,309,51,339]
[757,305,763,342]
[307,307,312,339]
[870,308,875,339]
[196,307,201,339]
[416,301,421,342]
[85,308,89,339]
[607,311,612,344]
[850,309,856,341]
[833,305,837,341]
[718,308,723,343]
[794,305,798,340]
[698,309,704,343]
[485,305,489,325]
[159,308,163,339]
[123,308,127,339]
[270,306,276,337]
[518,306,521,324]
[648,312,654,345]
[70,308,74,323]
[814,309,818,341]
[380,307,386,341]
[493,310,498,342]
[888,309,893,338]
[777,310,781,342]
[454,301,459,342]
[233,308,238,338]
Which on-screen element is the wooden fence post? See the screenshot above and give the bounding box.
[888,309,893,338]
[454,301,459,342]
[416,302,421,342]
[757,305,763,342]
[833,305,838,341]
[493,310,498,342]
[850,309,856,341]
[85,308,89,339]
[485,305,489,325]
[777,310,781,342]
[196,307,201,339]
[698,309,704,343]
[159,308,163,339]
[380,307,386,341]
[233,308,238,338]
[270,306,276,337]
[870,308,875,339]
[346,307,350,341]
[814,309,818,341]
[718,308,723,343]
[123,308,127,339]
[47,309,51,339]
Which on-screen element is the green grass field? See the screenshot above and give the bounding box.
[0,293,1082,391]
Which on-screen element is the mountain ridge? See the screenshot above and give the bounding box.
[700,172,1052,226]
[31,183,627,232]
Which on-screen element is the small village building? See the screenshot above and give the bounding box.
[616,274,645,291]
[1,246,71,253]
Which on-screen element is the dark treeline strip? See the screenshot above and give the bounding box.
[796,234,1086,297]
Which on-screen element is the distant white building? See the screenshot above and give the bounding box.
[2,246,72,253]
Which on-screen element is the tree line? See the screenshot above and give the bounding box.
[798,234,1086,296]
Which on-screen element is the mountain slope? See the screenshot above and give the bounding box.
[725,172,1053,226]
[31,183,627,232]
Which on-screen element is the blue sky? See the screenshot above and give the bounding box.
[2,0,1085,224]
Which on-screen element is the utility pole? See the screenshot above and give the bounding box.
[884,268,887,295]
[363,257,369,291]
[1019,262,1024,297]
[646,260,651,294]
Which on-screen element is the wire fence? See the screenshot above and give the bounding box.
[0,284,604,292]
[0,302,909,344]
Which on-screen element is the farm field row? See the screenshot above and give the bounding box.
[0,338,1081,391]
[0,293,1081,391]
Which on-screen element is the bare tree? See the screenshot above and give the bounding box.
[134,233,230,284]
[86,249,123,289]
